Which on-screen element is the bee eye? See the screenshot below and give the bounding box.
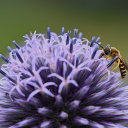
[104,48,110,55]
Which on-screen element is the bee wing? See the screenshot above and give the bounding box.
[118,55,128,71]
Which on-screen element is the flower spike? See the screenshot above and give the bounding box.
[74,29,78,38]
[13,40,20,49]
[47,27,51,40]
[61,27,65,35]
[91,45,99,59]
[0,54,9,63]
[66,30,70,45]
[7,46,12,52]
[95,37,100,43]
[0,69,16,84]
[70,39,74,53]
[90,36,95,47]
[15,50,23,63]
[107,56,118,68]
[78,32,82,39]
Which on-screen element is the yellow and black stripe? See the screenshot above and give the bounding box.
[119,60,127,78]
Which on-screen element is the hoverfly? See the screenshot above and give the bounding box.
[96,43,128,78]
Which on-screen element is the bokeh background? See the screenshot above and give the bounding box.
[0,0,128,126]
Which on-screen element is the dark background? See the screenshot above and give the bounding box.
[0,0,128,127]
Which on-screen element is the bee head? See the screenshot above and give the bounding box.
[104,44,111,55]
[94,42,112,56]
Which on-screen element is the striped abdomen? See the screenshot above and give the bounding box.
[119,60,127,78]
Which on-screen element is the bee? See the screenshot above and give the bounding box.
[96,43,128,78]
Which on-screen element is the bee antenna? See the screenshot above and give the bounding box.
[95,42,104,49]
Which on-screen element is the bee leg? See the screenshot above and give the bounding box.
[111,59,120,72]
[111,61,116,66]
[99,52,105,58]
[106,55,111,60]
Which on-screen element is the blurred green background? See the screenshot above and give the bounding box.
[0,1,128,75]
[0,1,128,53]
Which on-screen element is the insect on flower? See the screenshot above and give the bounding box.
[0,28,128,128]
[94,42,128,79]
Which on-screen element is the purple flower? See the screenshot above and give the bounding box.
[0,27,128,128]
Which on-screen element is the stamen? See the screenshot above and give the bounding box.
[73,38,77,44]
[66,30,70,45]
[75,57,79,67]
[27,67,34,75]
[91,45,99,59]
[61,27,65,35]
[13,40,20,49]
[24,34,30,40]
[107,56,118,68]
[0,54,9,63]
[78,32,82,39]
[74,29,78,38]
[105,44,110,48]
[7,46,12,52]
[90,36,95,47]
[15,50,23,63]
[73,29,78,44]
[95,37,100,43]
[47,27,51,40]
[0,69,16,84]
[70,39,74,53]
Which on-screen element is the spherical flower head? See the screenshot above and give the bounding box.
[0,27,128,128]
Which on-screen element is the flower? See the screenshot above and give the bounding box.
[0,27,128,128]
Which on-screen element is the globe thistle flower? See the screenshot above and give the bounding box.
[0,27,128,128]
